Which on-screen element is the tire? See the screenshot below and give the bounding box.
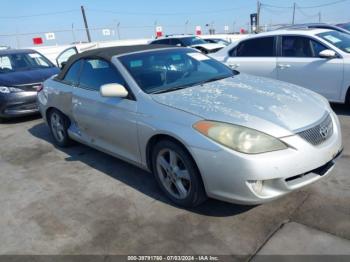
[151,140,207,207]
[346,90,350,106]
[48,109,72,147]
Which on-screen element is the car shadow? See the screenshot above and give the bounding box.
[28,122,254,217]
[0,114,41,124]
[331,103,350,116]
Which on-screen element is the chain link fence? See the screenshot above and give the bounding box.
[0,23,253,49]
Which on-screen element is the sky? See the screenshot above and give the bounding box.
[0,0,349,47]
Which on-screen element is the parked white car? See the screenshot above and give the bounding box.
[32,39,150,68]
[149,35,225,54]
[212,29,350,104]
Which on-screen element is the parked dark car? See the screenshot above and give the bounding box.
[149,35,225,53]
[336,22,350,32]
[0,49,59,121]
[203,38,230,46]
[279,23,350,34]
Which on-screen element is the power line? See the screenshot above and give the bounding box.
[296,6,319,18]
[299,0,349,9]
[86,6,250,16]
[0,10,78,19]
[260,6,292,14]
[261,0,349,9]
[261,3,293,9]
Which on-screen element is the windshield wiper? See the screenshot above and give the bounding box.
[196,75,231,86]
[151,86,188,94]
[151,76,232,94]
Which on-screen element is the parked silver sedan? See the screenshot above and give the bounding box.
[38,45,343,207]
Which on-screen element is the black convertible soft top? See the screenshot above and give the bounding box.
[56,44,173,80]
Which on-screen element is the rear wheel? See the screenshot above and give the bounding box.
[48,109,71,147]
[151,140,207,207]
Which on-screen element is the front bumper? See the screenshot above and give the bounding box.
[0,92,38,118]
[189,111,343,205]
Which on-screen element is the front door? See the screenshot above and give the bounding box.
[72,58,139,163]
[277,35,344,102]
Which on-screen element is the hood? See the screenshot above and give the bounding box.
[151,74,330,137]
[0,67,60,86]
[190,43,225,51]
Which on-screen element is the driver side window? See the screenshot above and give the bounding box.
[281,36,328,58]
[310,40,328,57]
[63,60,82,86]
[79,59,126,91]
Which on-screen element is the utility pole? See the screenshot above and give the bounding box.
[292,3,296,25]
[154,20,158,37]
[319,12,322,23]
[15,21,20,48]
[71,23,76,43]
[257,1,261,32]
[185,20,189,35]
[113,20,121,40]
[81,5,91,42]
[117,22,121,39]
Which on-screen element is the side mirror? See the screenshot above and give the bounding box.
[319,49,337,59]
[100,83,128,98]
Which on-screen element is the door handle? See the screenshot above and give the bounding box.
[278,64,291,69]
[229,63,240,69]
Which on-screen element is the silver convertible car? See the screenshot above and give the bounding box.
[38,45,343,207]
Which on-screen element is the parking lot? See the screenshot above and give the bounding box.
[0,103,349,259]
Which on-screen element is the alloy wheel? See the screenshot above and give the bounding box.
[156,148,192,200]
[50,112,65,143]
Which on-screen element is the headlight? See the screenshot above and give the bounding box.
[0,86,22,94]
[193,120,288,154]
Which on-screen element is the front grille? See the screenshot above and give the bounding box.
[286,160,335,183]
[6,102,38,111]
[14,82,42,92]
[297,114,333,146]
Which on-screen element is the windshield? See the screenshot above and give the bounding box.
[0,52,54,73]
[317,31,350,53]
[180,37,208,46]
[119,48,234,94]
[206,39,230,46]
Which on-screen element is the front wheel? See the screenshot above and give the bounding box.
[48,109,72,147]
[152,140,207,207]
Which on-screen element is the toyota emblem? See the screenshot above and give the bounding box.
[320,125,329,139]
